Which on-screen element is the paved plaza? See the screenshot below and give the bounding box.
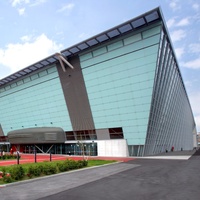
[0,149,199,200]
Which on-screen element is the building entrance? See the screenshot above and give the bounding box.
[65,143,97,156]
[11,142,98,156]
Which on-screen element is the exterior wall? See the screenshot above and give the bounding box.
[0,65,72,135]
[144,28,196,155]
[193,133,197,148]
[79,24,161,147]
[97,139,129,157]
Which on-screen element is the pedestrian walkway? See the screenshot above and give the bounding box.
[141,149,197,160]
[0,162,139,200]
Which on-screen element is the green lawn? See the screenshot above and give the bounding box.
[87,159,116,167]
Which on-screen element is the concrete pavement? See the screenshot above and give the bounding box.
[0,162,139,200]
[0,149,199,200]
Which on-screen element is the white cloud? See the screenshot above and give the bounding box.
[11,0,30,7]
[20,35,32,42]
[166,18,176,28]
[167,18,190,28]
[18,7,25,15]
[175,47,184,59]
[189,43,200,53]
[57,3,75,13]
[176,18,190,26]
[11,0,46,8]
[169,0,181,11]
[192,3,199,11]
[29,0,47,7]
[184,80,192,88]
[182,58,200,69]
[170,29,186,42]
[0,34,63,77]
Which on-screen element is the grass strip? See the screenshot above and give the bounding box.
[0,159,116,184]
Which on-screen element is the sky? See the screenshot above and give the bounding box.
[0,0,200,132]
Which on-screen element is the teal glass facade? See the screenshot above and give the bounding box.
[80,24,161,154]
[0,66,72,134]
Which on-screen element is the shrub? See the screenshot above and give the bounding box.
[43,163,57,175]
[0,158,89,184]
[31,165,42,176]
[10,165,25,180]
[3,174,13,183]
[34,165,43,176]
[57,162,68,172]
[2,168,6,176]
[82,159,88,167]
[65,159,78,170]
[27,166,34,178]
[27,165,43,177]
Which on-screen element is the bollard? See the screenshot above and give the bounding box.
[34,147,37,163]
[17,151,20,165]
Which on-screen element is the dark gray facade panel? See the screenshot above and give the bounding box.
[7,127,66,144]
[57,56,95,131]
[96,129,110,140]
[0,124,4,136]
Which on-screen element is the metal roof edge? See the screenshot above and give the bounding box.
[0,7,162,86]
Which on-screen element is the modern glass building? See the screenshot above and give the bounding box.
[0,7,197,156]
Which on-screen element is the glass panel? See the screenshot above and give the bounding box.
[62,51,71,56]
[145,11,159,23]
[65,143,97,156]
[41,60,49,66]
[69,47,80,54]
[107,29,120,38]
[24,69,32,73]
[35,63,43,68]
[96,34,109,42]
[47,57,57,63]
[29,66,38,70]
[131,18,145,28]
[86,39,98,46]
[78,43,89,50]
[119,24,132,33]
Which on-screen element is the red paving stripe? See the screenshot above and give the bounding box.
[0,154,135,166]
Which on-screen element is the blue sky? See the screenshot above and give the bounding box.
[0,0,200,132]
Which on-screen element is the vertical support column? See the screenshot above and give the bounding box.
[56,56,95,132]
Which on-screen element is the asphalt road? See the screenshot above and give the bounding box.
[39,154,200,200]
[1,150,200,200]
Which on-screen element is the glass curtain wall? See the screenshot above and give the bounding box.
[144,28,196,156]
